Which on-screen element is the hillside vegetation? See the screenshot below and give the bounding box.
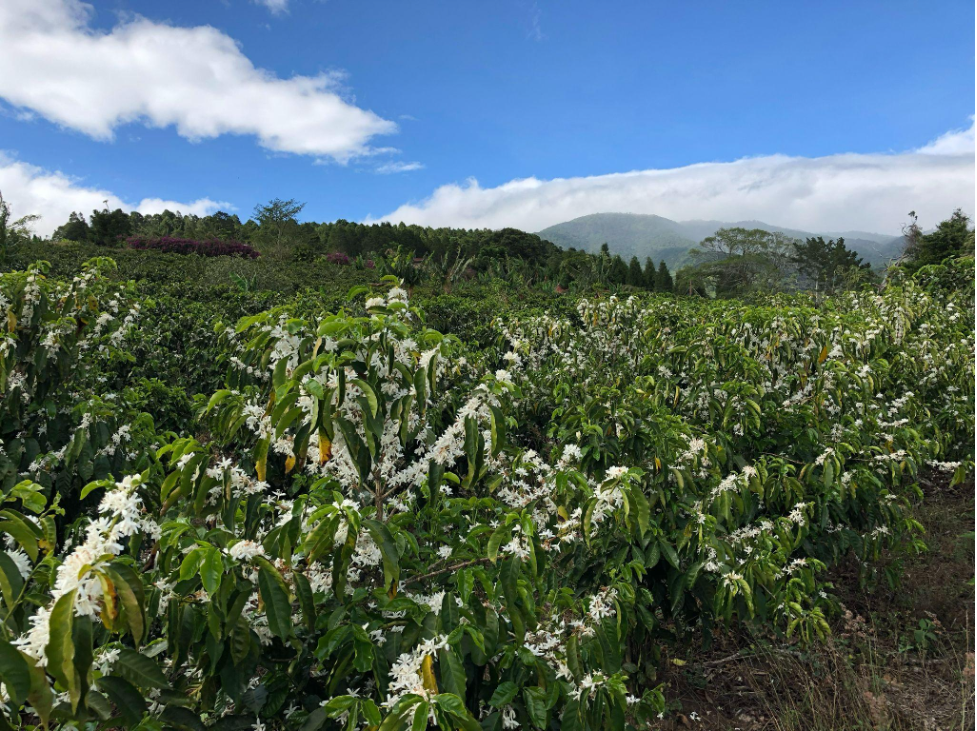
[0,219,969,731]
[537,213,906,268]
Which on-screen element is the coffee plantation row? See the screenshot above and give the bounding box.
[0,252,971,731]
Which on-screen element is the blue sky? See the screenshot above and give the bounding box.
[0,0,973,235]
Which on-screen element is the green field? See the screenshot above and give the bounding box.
[0,241,971,731]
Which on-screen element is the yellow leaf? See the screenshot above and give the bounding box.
[671,658,687,666]
[6,311,15,332]
[818,345,828,364]
[98,574,118,626]
[557,506,569,521]
[319,433,332,464]
[285,455,296,474]
[256,454,267,482]
[420,655,439,694]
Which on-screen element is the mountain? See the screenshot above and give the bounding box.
[536,213,696,267]
[537,213,906,268]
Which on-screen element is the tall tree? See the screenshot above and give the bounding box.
[626,256,644,287]
[791,236,869,293]
[53,211,90,242]
[253,198,305,251]
[656,261,673,293]
[0,192,40,262]
[908,209,972,269]
[609,255,629,284]
[89,208,132,246]
[643,257,657,290]
[688,227,794,296]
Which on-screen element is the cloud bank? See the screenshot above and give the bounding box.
[0,154,228,237]
[0,0,395,161]
[373,123,975,234]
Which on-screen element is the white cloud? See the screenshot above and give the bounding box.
[373,122,976,235]
[0,154,229,237]
[917,117,975,155]
[0,0,396,161]
[375,161,424,174]
[254,0,289,15]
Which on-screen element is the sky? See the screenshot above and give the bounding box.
[0,0,973,237]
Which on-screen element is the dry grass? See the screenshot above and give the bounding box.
[649,474,975,731]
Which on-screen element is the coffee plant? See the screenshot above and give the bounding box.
[0,256,969,731]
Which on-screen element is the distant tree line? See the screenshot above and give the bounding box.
[672,210,974,297]
[36,200,976,296]
[46,198,674,292]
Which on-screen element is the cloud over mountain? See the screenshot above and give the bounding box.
[374,123,975,235]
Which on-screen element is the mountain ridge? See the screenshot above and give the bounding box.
[537,212,905,268]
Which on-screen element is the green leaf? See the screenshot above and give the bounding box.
[351,379,379,418]
[257,562,292,639]
[659,539,680,569]
[489,681,518,708]
[0,518,38,561]
[161,705,206,731]
[200,547,224,596]
[438,649,467,699]
[44,590,75,689]
[97,676,147,728]
[0,641,30,707]
[0,552,25,611]
[115,648,168,690]
[25,656,53,728]
[103,566,145,645]
[363,519,400,591]
[486,524,508,565]
[299,707,328,731]
[411,702,429,731]
[292,572,316,632]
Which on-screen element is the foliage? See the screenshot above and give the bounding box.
[252,199,306,253]
[685,227,794,296]
[790,236,872,294]
[903,209,973,271]
[0,247,969,731]
[89,209,133,247]
[126,237,260,259]
[0,193,40,264]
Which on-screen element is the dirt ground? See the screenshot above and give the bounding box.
[650,474,975,731]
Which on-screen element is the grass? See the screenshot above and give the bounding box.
[652,473,975,730]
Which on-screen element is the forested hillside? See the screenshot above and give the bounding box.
[537,212,907,268]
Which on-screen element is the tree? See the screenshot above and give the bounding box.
[53,211,90,242]
[627,256,644,287]
[643,257,657,290]
[90,208,132,246]
[907,209,972,269]
[791,236,869,293]
[0,191,40,262]
[674,265,707,296]
[609,255,629,284]
[687,227,794,296]
[253,198,305,251]
[656,261,673,293]
[206,210,243,240]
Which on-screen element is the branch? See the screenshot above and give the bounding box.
[402,557,494,586]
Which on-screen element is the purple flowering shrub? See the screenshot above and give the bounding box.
[325,251,351,265]
[126,237,260,259]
